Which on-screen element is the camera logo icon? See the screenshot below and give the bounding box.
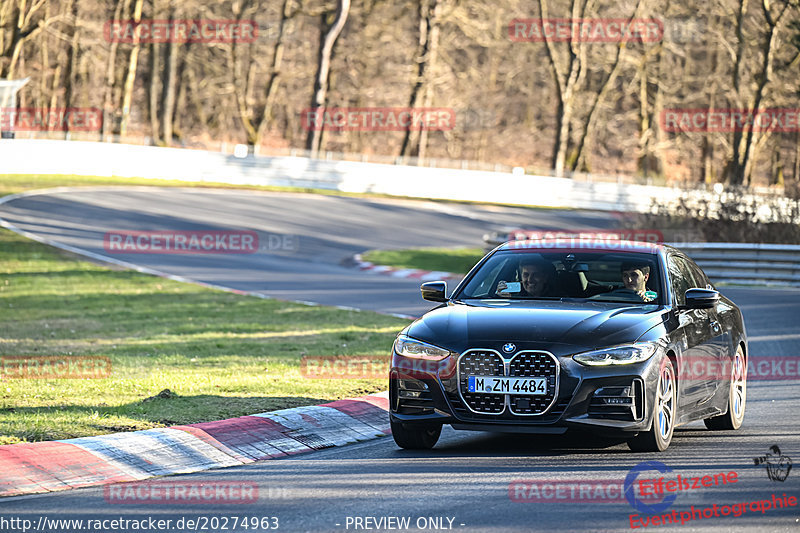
[753,445,792,482]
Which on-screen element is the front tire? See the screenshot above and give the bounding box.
[704,346,746,430]
[390,419,442,450]
[628,357,676,452]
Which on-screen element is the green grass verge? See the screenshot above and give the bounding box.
[0,173,336,199]
[0,175,411,444]
[361,248,485,275]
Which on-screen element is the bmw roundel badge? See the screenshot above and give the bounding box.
[502,343,516,353]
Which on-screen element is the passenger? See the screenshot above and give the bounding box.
[497,257,558,297]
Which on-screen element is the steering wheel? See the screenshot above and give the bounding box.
[607,288,638,295]
[588,287,643,301]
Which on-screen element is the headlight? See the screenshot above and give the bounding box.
[573,343,658,366]
[394,335,451,360]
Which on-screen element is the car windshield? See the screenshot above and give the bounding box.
[456,250,663,304]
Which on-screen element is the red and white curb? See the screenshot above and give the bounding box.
[0,392,390,498]
[353,253,461,282]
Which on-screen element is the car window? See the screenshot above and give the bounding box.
[464,257,506,298]
[668,255,694,306]
[675,256,706,288]
[683,256,712,289]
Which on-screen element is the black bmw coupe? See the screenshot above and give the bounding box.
[389,240,747,452]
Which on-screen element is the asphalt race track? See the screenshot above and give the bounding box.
[1,188,798,532]
[0,187,622,317]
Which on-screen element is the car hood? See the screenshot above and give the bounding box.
[405,300,666,355]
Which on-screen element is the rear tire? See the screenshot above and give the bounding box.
[628,357,676,452]
[704,346,746,430]
[390,419,442,450]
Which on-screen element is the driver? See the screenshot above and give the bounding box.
[620,261,654,302]
[497,257,558,297]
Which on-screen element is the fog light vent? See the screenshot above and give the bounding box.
[589,381,641,421]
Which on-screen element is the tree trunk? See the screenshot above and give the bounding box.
[230,0,258,146]
[573,0,645,173]
[400,0,443,160]
[162,29,178,145]
[102,0,128,138]
[119,0,145,138]
[538,0,585,176]
[0,2,25,79]
[637,55,651,178]
[1,0,49,79]
[37,0,51,111]
[149,39,161,144]
[171,58,188,140]
[305,0,350,154]
[734,0,789,186]
[257,0,293,144]
[62,0,80,125]
[794,130,800,185]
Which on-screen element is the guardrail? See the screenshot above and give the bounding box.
[676,243,800,287]
[483,232,800,287]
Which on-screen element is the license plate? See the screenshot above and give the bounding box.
[467,376,547,395]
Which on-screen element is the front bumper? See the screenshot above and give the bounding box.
[389,347,664,436]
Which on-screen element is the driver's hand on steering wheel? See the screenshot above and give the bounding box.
[609,286,654,302]
[636,289,654,302]
[636,289,653,302]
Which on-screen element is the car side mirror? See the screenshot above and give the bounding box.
[421,281,448,302]
[681,288,720,310]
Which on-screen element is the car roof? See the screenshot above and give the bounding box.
[496,238,663,254]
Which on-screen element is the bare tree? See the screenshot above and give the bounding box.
[728,0,794,185]
[230,0,297,148]
[306,0,350,154]
[119,0,144,137]
[537,0,588,176]
[570,0,647,172]
[399,0,444,160]
[0,0,49,78]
